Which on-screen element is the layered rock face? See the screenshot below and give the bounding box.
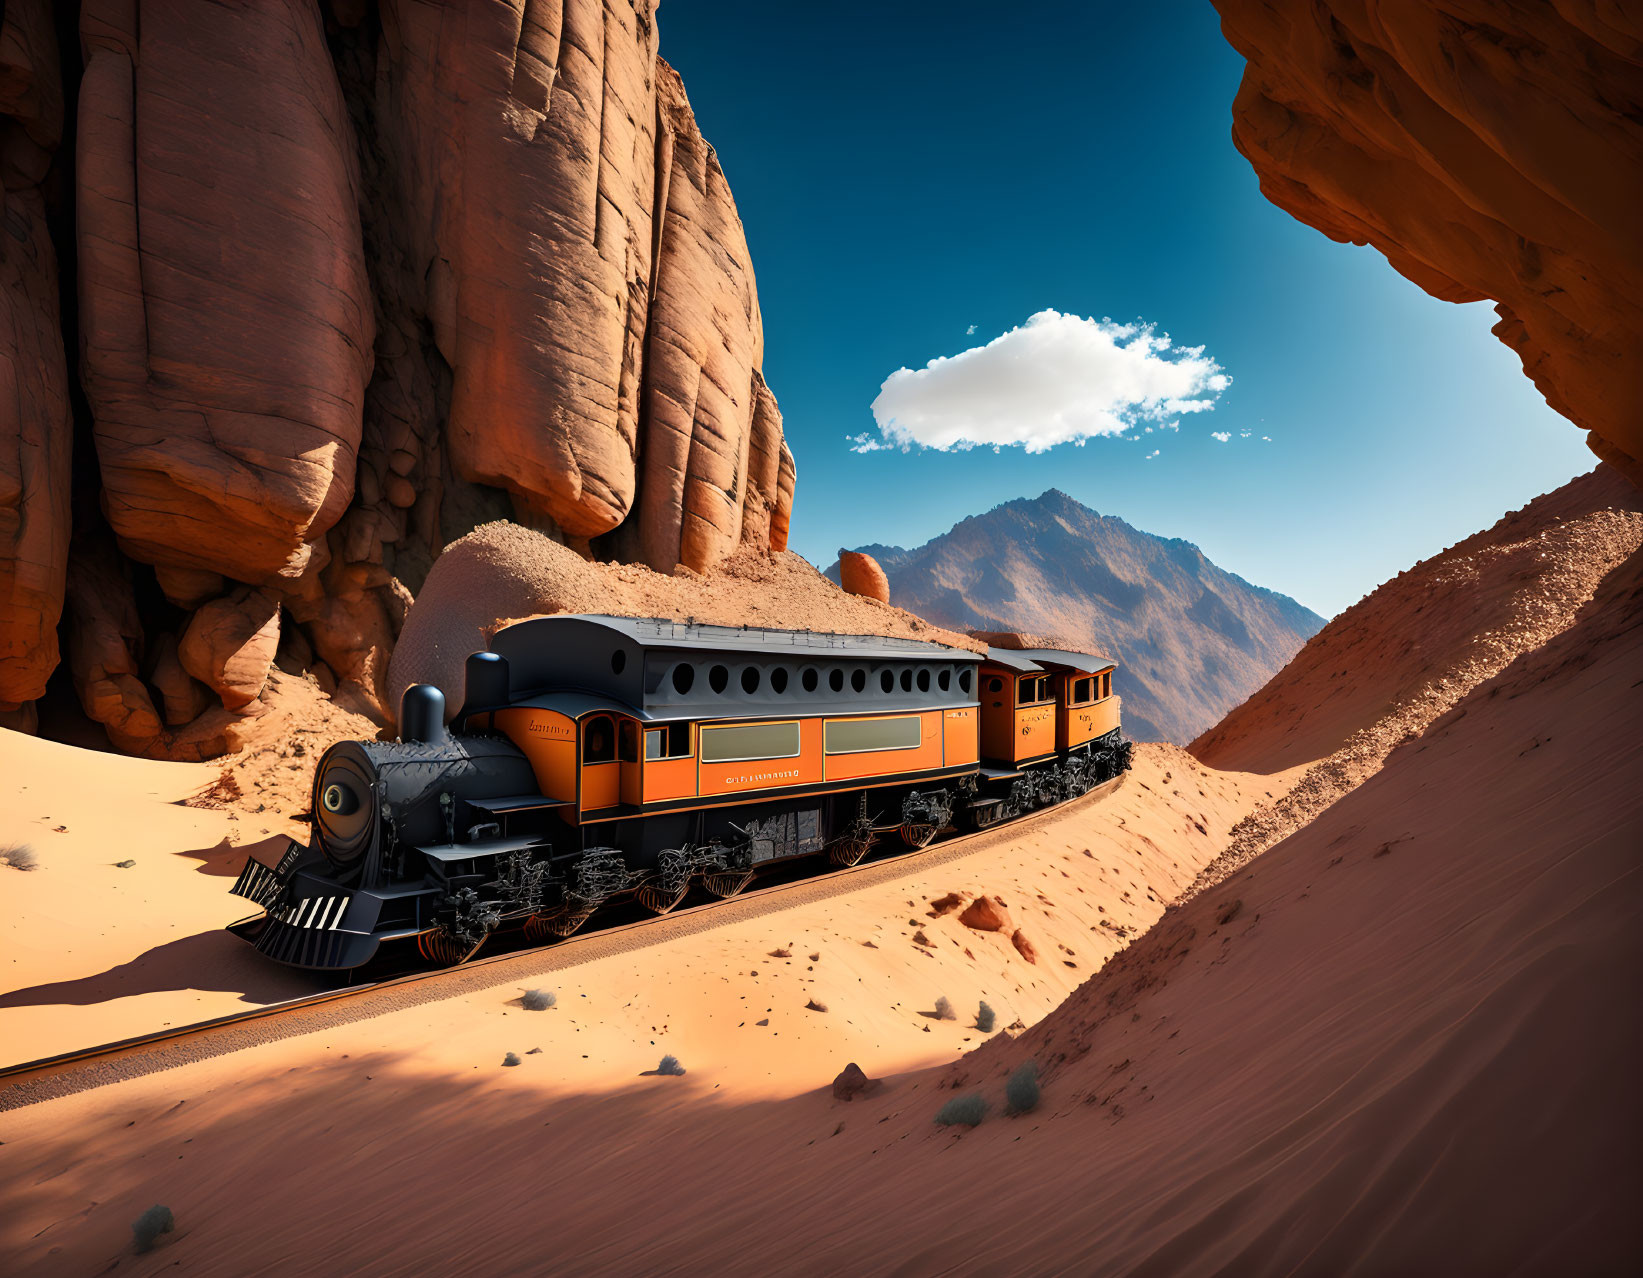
[1214,2,1643,481]
[0,0,71,723]
[0,0,794,756]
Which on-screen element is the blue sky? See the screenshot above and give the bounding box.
[660,1,1593,618]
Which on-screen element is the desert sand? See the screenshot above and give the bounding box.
[1,475,1637,1275]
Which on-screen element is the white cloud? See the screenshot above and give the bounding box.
[859,310,1229,455]
[965,323,977,335]
[1144,449,1160,460]
[1211,431,1231,443]
[1262,435,1272,442]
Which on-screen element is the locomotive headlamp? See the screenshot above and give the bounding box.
[321,782,359,816]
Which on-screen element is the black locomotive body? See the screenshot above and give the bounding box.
[230,616,1132,970]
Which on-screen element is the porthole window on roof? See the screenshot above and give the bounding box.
[880,669,893,693]
[938,668,951,691]
[802,667,819,693]
[671,663,695,695]
[959,669,973,693]
[771,667,789,694]
[741,666,760,694]
[900,669,912,692]
[829,668,844,693]
[917,669,930,692]
[850,668,866,693]
[610,649,626,675]
[709,664,729,694]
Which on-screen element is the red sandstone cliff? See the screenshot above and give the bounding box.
[1214,1,1643,482]
[0,0,795,756]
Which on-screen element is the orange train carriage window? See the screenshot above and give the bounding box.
[618,719,639,763]
[1071,677,1094,705]
[824,716,921,754]
[700,721,801,763]
[1102,671,1112,698]
[1017,675,1050,706]
[645,722,692,760]
[583,715,616,763]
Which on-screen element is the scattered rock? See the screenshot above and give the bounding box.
[927,892,965,916]
[805,998,827,1013]
[1010,929,1039,964]
[114,859,135,869]
[756,1018,769,1026]
[502,1052,521,1067]
[1216,899,1243,926]
[769,947,791,958]
[959,895,1014,934]
[832,1062,876,1101]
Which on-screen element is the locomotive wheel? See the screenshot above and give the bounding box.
[417,929,486,966]
[703,869,755,899]
[899,822,938,850]
[636,881,691,915]
[828,836,873,868]
[525,906,595,941]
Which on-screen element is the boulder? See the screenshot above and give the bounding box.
[838,551,890,604]
[832,1062,876,1102]
[1010,929,1039,965]
[148,634,212,727]
[959,895,1014,934]
[76,0,374,582]
[1213,1,1643,482]
[179,589,281,711]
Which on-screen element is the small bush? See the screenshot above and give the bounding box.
[521,988,556,1011]
[1005,1060,1040,1115]
[935,1094,987,1127]
[976,1000,996,1033]
[1,843,38,872]
[933,995,956,1021]
[132,1205,174,1253]
[502,1052,521,1067]
[656,1054,686,1076]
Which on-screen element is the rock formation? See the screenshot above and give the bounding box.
[829,490,1325,744]
[0,0,71,726]
[837,550,890,604]
[1213,1,1643,482]
[0,1,795,756]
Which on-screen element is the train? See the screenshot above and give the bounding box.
[229,615,1132,970]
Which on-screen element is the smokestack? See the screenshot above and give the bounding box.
[400,684,448,745]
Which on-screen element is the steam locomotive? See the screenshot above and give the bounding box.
[229,615,1131,970]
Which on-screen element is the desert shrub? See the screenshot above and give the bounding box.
[132,1205,174,1253]
[1,843,38,871]
[657,1054,686,1076]
[1005,1060,1040,1115]
[521,988,556,1011]
[976,1000,996,1033]
[502,1052,521,1067]
[935,1094,987,1127]
[933,995,956,1021]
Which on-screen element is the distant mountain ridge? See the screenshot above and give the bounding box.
[826,490,1324,743]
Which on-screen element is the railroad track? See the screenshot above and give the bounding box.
[0,773,1124,1112]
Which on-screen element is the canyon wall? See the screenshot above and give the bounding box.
[0,0,794,755]
[1213,1,1643,483]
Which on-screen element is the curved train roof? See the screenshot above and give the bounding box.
[479,614,983,724]
[493,614,978,662]
[985,645,1118,674]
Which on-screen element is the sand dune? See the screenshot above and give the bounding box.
[0,743,1279,1270]
[1,480,1636,1274]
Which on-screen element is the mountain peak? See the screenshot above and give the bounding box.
[830,496,1324,744]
